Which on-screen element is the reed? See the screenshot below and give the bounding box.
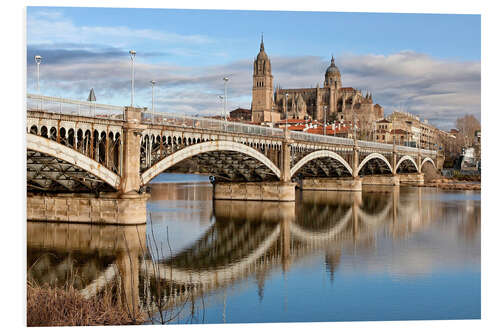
[27,279,145,326]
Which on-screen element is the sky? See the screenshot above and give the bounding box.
[26,7,481,130]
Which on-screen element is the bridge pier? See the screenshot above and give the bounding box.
[120,106,147,195]
[298,177,362,192]
[398,173,424,185]
[361,174,400,186]
[213,181,295,202]
[213,133,296,202]
[214,199,295,222]
[27,192,149,225]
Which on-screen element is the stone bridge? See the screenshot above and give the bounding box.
[26,94,441,223]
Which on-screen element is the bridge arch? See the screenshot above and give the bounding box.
[291,150,353,177]
[358,153,393,174]
[357,199,392,226]
[141,224,281,286]
[27,133,121,189]
[289,208,353,243]
[420,157,436,172]
[395,155,418,173]
[140,140,281,185]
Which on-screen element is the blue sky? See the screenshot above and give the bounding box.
[26,7,481,129]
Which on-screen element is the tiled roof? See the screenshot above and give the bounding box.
[230,108,251,113]
[305,125,349,135]
[288,125,307,131]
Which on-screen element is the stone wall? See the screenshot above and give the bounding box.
[398,173,424,184]
[27,193,149,225]
[299,177,362,192]
[361,175,400,186]
[213,182,296,201]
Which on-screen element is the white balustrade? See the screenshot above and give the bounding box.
[27,94,125,120]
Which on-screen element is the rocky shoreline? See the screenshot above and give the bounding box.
[420,178,481,191]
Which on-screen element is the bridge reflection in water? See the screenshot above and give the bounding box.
[27,186,470,322]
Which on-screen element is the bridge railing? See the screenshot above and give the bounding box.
[142,111,285,138]
[26,94,438,156]
[290,131,354,146]
[27,94,125,120]
[421,148,437,156]
[357,140,394,150]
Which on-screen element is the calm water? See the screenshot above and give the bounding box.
[27,173,481,324]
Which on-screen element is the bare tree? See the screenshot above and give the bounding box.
[456,114,480,148]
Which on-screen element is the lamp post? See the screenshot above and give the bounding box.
[352,109,357,142]
[323,105,327,136]
[129,50,136,106]
[285,93,289,134]
[34,55,42,95]
[223,77,229,122]
[218,95,224,119]
[150,80,156,123]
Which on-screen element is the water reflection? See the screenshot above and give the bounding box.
[28,223,146,315]
[27,185,480,323]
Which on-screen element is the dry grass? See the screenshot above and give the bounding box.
[27,281,144,327]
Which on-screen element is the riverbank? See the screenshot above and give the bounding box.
[423,178,481,190]
[27,282,145,327]
[418,165,481,191]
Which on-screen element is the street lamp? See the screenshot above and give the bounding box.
[323,105,327,136]
[218,95,224,119]
[34,55,42,95]
[129,50,136,106]
[352,109,357,142]
[150,80,156,123]
[223,77,230,122]
[285,93,289,134]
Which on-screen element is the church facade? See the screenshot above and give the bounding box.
[251,38,384,125]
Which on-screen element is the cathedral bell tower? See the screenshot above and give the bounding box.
[251,36,279,123]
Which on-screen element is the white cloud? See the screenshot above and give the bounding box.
[27,25,480,130]
[27,10,212,47]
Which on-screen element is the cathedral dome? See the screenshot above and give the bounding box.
[324,55,342,89]
[325,56,340,76]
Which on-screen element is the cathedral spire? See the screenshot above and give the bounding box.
[331,54,335,65]
[260,33,265,51]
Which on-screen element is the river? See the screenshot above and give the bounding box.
[27,173,481,324]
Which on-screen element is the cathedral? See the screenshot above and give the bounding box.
[251,38,384,125]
